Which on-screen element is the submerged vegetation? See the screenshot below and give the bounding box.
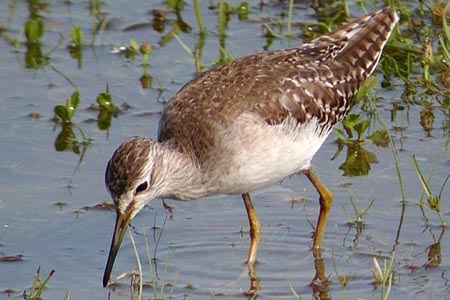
[0,0,448,299]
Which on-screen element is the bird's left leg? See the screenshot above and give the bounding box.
[242,192,261,266]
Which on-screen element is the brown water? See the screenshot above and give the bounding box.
[0,1,449,299]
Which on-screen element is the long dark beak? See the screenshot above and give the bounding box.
[103,212,131,287]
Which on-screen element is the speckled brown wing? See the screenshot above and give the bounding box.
[158,7,397,161]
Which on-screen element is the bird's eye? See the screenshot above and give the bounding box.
[135,181,149,194]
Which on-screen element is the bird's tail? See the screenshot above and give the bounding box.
[312,7,399,76]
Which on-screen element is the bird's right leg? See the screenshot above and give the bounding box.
[303,168,333,257]
[242,193,261,294]
[304,168,333,286]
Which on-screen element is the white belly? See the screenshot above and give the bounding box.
[206,114,330,195]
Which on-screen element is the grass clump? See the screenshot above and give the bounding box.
[22,266,55,300]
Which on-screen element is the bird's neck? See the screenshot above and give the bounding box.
[155,141,207,201]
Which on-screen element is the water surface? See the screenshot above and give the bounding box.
[0,1,449,299]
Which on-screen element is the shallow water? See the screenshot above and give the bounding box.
[0,1,449,299]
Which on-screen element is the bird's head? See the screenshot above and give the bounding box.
[102,136,160,287]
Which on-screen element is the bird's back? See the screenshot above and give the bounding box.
[159,8,397,145]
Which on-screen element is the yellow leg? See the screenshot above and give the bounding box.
[304,169,333,256]
[242,193,261,266]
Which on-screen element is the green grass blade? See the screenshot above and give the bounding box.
[129,231,143,300]
[412,155,434,199]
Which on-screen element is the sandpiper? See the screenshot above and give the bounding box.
[102,7,399,287]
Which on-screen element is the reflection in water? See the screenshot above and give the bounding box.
[25,40,47,69]
[68,25,84,69]
[246,252,332,300]
[339,142,378,177]
[420,105,435,137]
[152,9,166,33]
[311,254,331,300]
[24,1,49,69]
[246,263,260,297]
[54,122,82,154]
[332,112,386,177]
[52,91,92,178]
[94,89,120,131]
[424,227,445,268]
[244,229,332,299]
[343,222,365,250]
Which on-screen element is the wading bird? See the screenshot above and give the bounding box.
[102,7,398,287]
